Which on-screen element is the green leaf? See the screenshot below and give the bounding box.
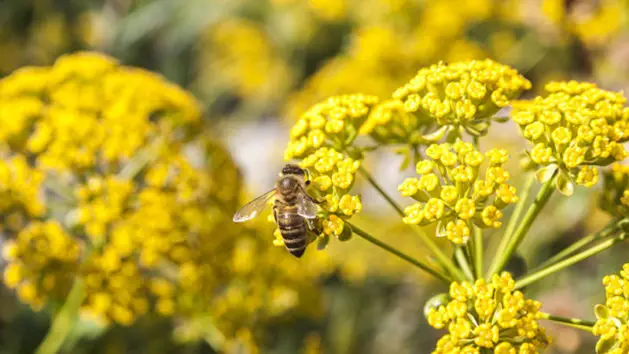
[595,304,609,320]
[399,148,411,171]
[436,220,447,238]
[338,224,352,241]
[535,165,557,183]
[421,126,449,142]
[556,172,574,196]
[317,234,330,250]
[423,293,450,318]
[493,116,510,123]
[465,121,490,136]
[596,337,616,354]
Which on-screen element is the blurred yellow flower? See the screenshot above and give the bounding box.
[542,0,624,45]
[601,163,629,216]
[3,221,80,310]
[198,18,292,107]
[0,52,330,350]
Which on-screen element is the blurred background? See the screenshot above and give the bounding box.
[1,0,629,353]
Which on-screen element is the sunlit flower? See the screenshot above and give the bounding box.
[593,263,629,353]
[427,273,550,353]
[285,94,379,160]
[513,81,629,195]
[400,141,517,244]
[360,99,428,145]
[393,59,531,138]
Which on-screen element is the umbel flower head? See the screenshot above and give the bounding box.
[360,99,428,145]
[426,273,550,353]
[274,147,362,249]
[593,263,629,353]
[600,163,629,217]
[400,140,517,244]
[285,94,379,160]
[512,81,629,196]
[393,59,531,139]
[0,52,328,349]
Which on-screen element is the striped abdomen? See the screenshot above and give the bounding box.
[275,204,307,258]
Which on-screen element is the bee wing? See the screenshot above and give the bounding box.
[296,194,319,219]
[232,189,276,223]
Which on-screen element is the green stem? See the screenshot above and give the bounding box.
[35,278,85,354]
[348,222,451,283]
[515,232,625,289]
[540,313,594,333]
[532,219,620,272]
[118,137,163,179]
[358,166,404,215]
[488,174,556,276]
[473,226,483,279]
[358,166,466,281]
[455,247,474,281]
[487,174,535,278]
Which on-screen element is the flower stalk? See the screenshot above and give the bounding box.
[454,247,474,281]
[488,173,556,276]
[348,222,451,283]
[515,232,626,289]
[472,226,483,279]
[532,218,620,272]
[540,313,595,332]
[357,166,466,281]
[35,278,85,354]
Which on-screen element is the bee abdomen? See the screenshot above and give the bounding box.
[276,209,307,258]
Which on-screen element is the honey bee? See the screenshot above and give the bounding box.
[232,164,320,257]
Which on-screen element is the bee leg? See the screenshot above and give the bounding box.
[307,194,323,204]
[299,185,323,204]
[306,218,322,235]
[272,205,278,223]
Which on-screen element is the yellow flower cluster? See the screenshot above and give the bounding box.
[275,147,362,248]
[0,156,45,232]
[285,94,379,160]
[600,163,629,217]
[427,273,550,353]
[283,0,523,119]
[0,52,330,349]
[198,18,292,104]
[360,99,428,146]
[308,0,347,20]
[542,0,624,46]
[3,221,80,310]
[392,59,531,137]
[593,263,629,354]
[512,81,629,195]
[400,141,517,244]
